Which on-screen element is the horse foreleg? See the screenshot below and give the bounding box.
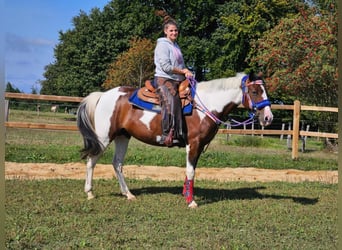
[113,136,136,200]
[183,145,198,208]
[85,155,100,200]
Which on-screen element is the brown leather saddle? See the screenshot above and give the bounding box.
[137,79,193,108]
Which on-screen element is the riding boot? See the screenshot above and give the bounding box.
[171,93,185,143]
[156,77,186,146]
[157,84,173,146]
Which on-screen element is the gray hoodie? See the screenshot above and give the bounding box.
[154,37,185,81]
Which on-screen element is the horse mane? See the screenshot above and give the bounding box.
[197,73,245,92]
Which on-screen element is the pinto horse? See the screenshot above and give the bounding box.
[77,72,273,208]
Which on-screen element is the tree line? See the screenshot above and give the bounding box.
[8,0,337,131]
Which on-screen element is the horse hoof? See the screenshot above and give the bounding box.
[87,192,95,200]
[188,200,198,208]
[125,192,136,200]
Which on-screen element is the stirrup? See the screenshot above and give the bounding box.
[157,129,176,147]
[163,129,174,146]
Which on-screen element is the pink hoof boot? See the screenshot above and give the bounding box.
[183,177,194,204]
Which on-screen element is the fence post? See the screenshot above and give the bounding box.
[251,122,254,136]
[292,100,301,159]
[5,100,9,122]
[226,123,231,141]
[287,122,292,149]
[280,123,285,140]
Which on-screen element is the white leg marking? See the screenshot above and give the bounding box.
[185,144,195,180]
[85,155,100,199]
[113,136,136,200]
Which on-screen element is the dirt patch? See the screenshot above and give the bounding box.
[5,162,338,184]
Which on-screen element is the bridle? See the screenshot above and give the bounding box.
[240,75,271,112]
[188,76,271,127]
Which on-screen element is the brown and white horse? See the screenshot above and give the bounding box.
[77,72,273,208]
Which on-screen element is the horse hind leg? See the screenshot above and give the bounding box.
[85,154,101,200]
[113,135,136,200]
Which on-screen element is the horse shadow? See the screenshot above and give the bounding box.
[129,185,319,206]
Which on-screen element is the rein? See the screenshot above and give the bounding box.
[187,76,270,127]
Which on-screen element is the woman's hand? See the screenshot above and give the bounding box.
[182,68,193,78]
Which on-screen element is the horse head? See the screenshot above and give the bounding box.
[241,72,273,126]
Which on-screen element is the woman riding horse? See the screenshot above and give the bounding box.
[154,15,193,146]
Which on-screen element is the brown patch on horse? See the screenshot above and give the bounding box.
[108,91,164,145]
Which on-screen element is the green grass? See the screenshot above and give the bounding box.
[7,109,77,124]
[6,179,337,249]
[5,127,338,171]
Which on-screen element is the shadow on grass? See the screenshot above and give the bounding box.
[129,185,318,206]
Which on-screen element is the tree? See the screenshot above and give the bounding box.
[206,0,301,79]
[40,1,160,97]
[249,6,337,131]
[5,82,21,93]
[250,7,337,106]
[39,0,319,96]
[103,38,155,89]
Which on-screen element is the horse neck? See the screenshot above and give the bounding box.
[195,78,242,117]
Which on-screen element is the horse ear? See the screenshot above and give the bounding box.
[248,70,255,81]
[249,70,263,81]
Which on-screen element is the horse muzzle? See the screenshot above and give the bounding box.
[259,105,273,127]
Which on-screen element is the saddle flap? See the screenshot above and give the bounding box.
[137,87,159,105]
[133,78,194,112]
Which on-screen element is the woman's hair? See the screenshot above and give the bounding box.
[162,15,178,30]
[155,10,178,30]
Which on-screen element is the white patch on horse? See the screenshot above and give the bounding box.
[196,110,206,121]
[140,111,157,130]
[185,144,195,179]
[260,85,268,99]
[94,88,127,146]
[195,75,243,114]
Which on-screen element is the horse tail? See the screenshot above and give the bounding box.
[77,92,104,159]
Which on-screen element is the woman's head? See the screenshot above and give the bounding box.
[163,16,179,42]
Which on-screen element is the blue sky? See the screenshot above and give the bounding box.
[5,0,110,93]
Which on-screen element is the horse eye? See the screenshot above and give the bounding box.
[251,90,258,96]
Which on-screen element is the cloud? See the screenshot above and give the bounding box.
[6,32,55,53]
[6,33,31,52]
[5,33,56,93]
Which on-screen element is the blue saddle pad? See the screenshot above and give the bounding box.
[128,88,195,115]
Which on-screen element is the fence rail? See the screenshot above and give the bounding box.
[5,92,338,159]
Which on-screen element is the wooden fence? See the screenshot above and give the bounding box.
[5,92,338,159]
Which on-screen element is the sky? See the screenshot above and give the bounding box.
[5,0,110,93]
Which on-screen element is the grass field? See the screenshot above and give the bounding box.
[6,179,337,249]
[5,109,338,248]
[5,126,338,171]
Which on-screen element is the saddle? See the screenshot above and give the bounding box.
[137,79,193,108]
